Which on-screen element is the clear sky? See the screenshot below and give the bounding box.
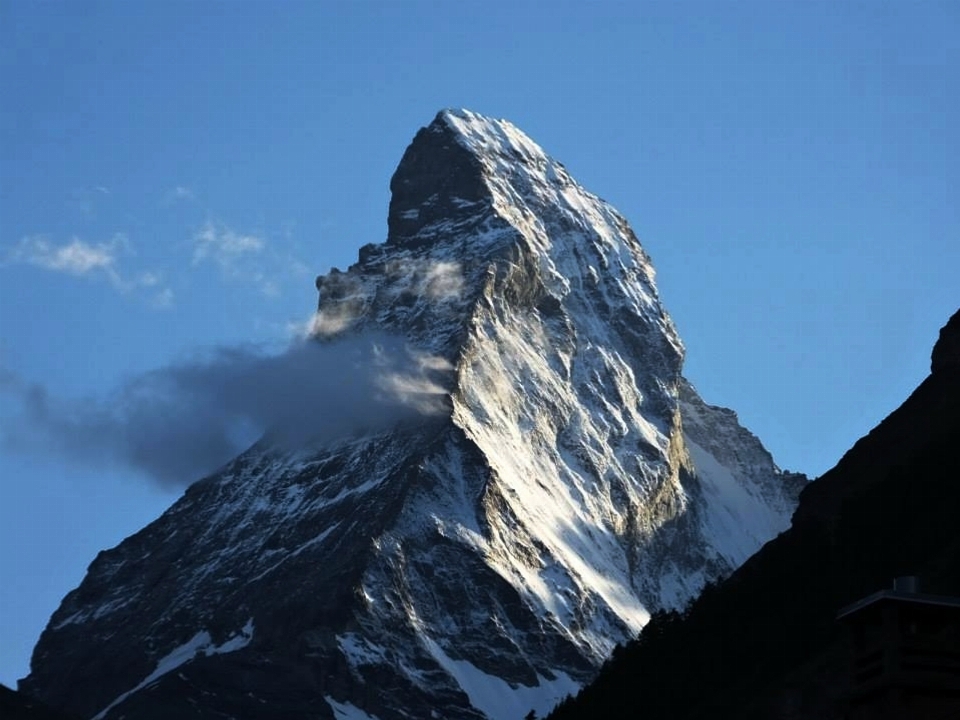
[1,0,957,688]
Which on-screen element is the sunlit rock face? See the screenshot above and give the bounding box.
[23,110,805,720]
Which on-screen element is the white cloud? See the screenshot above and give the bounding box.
[418,260,464,300]
[191,222,306,298]
[6,234,171,304]
[11,235,121,276]
[192,222,264,272]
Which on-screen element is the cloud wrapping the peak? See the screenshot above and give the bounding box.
[312,259,466,338]
[0,335,453,488]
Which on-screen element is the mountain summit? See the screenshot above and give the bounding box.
[22,110,805,720]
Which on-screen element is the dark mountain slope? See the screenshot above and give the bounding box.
[549,308,960,720]
[0,684,79,720]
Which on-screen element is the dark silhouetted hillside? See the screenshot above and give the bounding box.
[0,684,78,720]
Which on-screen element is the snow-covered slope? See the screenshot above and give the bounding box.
[22,109,805,720]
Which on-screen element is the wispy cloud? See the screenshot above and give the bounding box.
[191,221,303,297]
[11,234,124,276]
[192,222,264,271]
[6,234,172,303]
[165,185,195,203]
[151,287,175,308]
[67,186,112,216]
[0,335,453,487]
[284,314,320,339]
[311,260,465,339]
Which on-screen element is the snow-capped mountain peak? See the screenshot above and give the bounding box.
[23,110,805,720]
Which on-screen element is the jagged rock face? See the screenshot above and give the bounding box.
[23,110,805,720]
[932,308,960,374]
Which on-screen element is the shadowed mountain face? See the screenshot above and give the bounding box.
[0,684,78,720]
[548,308,960,720]
[21,110,803,720]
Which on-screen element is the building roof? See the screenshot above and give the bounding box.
[837,589,960,621]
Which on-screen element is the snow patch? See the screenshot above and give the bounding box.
[420,634,579,720]
[326,696,382,720]
[91,619,255,720]
[686,437,792,566]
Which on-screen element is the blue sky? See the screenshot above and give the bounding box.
[1,0,957,687]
